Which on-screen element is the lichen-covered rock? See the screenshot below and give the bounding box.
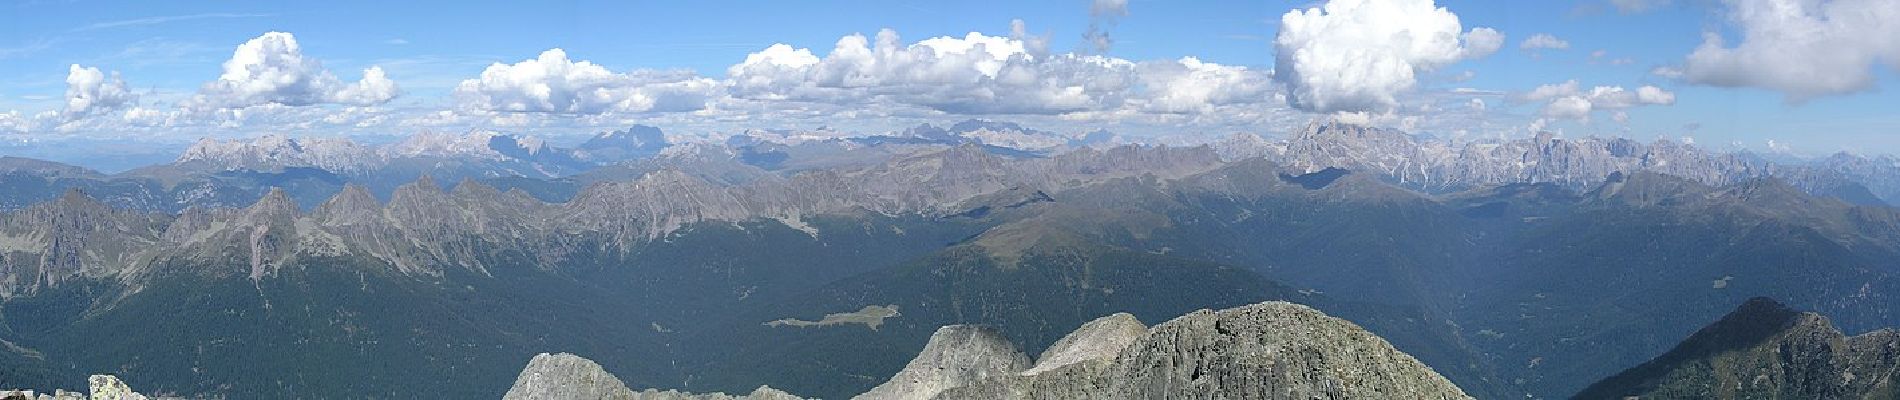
[502,353,637,400]
[851,325,1031,400]
[85,375,146,400]
[1109,301,1471,400]
[930,301,1473,400]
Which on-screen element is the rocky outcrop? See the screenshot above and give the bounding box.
[1019,313,1146,376]
[1574,297,1900,400]
[502,302,1468,400]
[502,353,804,400]
[502,353,637,400]
[0,375,149,400]
[852,326,1032,400]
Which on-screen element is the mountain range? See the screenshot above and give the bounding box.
[0,119,1897,398]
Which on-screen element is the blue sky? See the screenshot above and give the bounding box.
[2,0,1897,165]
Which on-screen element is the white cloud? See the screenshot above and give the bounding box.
[728,28,1127,115]
[63,64,136,119]
[1136,57,1272,113]
[0,111,32,133]
[1677,0,1900,100]
[1273,0,1503,114]
[727,25,1276,117]
[454,48,722,114]
[1520,33,1570,50]
[189,32,400,109]
[1525,79,1676,121]
[1468,98,1486,111]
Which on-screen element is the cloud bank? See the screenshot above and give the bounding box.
[1676,0,1900,100]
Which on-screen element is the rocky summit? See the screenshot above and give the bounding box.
[503,353,804,400]
[503,301,1471,400]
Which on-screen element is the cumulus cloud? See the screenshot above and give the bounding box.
[726,24,1272,117]
[1524,79,1676,121]
[1274,0,1504,114]
[63,64,137,119]
[189,32,400,109]
[1520,33,1571,50]
[727,27,1129,115]
[1136,57,1273,113]
[454,48,722,114]
[1677,0,1900,100]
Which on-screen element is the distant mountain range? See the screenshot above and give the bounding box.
[0,119,1897,398]
[5,119,1898,215]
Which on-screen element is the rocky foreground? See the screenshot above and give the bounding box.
[2,375,150,400]
[504,301,1471,400]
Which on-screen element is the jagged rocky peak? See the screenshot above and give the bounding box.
[241,187,299,223]
[852,325,1032,400]
[312,184,382,226]
[502,353,806,400]
[1021,312,1146,375]
[1575,297,1900,400]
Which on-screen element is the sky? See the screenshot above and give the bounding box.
[2,0,1898,168]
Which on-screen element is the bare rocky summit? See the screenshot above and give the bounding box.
[929,301,1472,400]
[504,301,1470,400]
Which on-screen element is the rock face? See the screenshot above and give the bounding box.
[502,353,805,400]
[1018,313,1146,376]
[852,326,1033,400]
[1574,297,1900,400]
